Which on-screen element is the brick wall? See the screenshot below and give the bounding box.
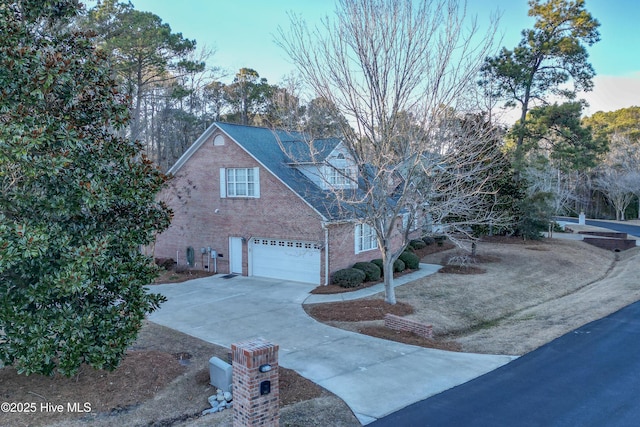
[327,222,382,272]
[384,314,433,339]
[582,237,637,252]
[327,221,421,275]
[154,129,325,278]
[154,125,422,284]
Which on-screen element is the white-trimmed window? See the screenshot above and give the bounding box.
[402,212,419,232]
[220,167,260,198]
[324,152,355,189]
[328,166,351,186]
[355,223,377,253]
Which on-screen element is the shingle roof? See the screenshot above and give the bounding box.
[170,122,349,220]
[169,122,406,222]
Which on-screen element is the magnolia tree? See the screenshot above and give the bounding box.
[0,0,171,376]
[278,0,510,304]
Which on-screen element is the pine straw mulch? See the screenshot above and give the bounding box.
[305,299,414,321]
[0,350,186,427]
[357,326,462,352]
[0,321,332,427]
[153,268,215,284]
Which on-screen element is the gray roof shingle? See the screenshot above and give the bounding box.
[214,122,347,220]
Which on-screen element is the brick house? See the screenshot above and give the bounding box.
[153,122,413,285]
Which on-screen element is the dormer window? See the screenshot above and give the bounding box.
[290,142,357,190]
[328,166,352,186]
[325,150,355,189]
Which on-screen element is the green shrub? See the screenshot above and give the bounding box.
[399,251,420,269]
[353,262,381,282]
[409,239,426,250]
[371,258,384,276]
[393,258,406,273]
[422,236,435,246]
[331,268,366,288]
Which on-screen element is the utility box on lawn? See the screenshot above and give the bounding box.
[209,356,233,392]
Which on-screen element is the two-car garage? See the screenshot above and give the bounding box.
[249,238,321,284]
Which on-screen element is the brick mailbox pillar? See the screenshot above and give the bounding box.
[232,338,279,427]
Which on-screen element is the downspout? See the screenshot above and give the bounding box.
[322,222,329,285]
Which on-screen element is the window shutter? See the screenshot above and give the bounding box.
[354,224,361,253]
[220,168,226,198]
[253,167,260,198]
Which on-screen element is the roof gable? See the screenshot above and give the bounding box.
[168,122,349,220]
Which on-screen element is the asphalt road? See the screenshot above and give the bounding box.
[557,216,640,238]
[370,300,640,427]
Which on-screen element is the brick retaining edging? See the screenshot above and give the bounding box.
[384,314,433,339]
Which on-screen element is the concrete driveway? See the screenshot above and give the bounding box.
[148,275,514,425]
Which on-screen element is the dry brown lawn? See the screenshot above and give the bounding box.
[309,238,640,356]
[4,236,639,427]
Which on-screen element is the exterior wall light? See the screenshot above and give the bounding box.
[259,364,272,373]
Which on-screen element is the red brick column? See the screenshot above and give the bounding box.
[232,338,279,427]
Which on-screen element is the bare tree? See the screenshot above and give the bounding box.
[595,170,635,221]
[612,136,640,219]
[524,165,581,215]
[595,136,640,220]
[278,0,503,304]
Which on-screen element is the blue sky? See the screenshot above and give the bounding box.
[89,0,639,117]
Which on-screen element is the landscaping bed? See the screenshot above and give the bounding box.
[6,237,640,426]
[311,239,455,294]
[305,238,640,356]
[0,320,358,427]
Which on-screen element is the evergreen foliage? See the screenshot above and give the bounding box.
[331,268,366,288]
[0,0,172,376]
[352,262,381,282]
[398,252,420,270]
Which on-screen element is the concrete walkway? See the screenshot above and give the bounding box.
[148,270,515,425]
[304,263,442,304]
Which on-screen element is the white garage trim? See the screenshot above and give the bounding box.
[249,238,321,284]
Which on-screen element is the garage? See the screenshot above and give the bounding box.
[250,238,321,284]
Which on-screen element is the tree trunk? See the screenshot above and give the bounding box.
[382,255,396,305]
[132,62,144,142]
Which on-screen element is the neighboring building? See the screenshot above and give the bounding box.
[153,122,414,285]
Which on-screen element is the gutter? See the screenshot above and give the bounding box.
[322,221,329,285]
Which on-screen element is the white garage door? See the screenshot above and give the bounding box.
[250,238,321,284]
